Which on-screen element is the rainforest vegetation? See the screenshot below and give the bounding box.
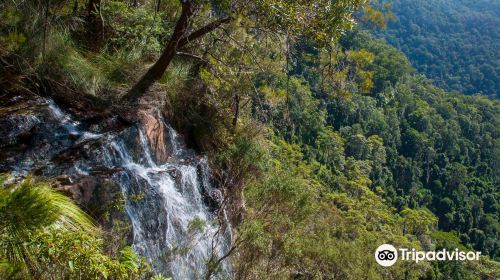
[0,0,498,279]
[375,0,499,98]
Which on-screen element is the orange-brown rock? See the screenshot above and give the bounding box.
[137,109,170,164]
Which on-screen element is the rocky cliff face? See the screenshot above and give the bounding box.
[0,90,232,279]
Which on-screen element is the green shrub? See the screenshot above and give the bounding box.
[103,1,170,58]
[0,176,151,279]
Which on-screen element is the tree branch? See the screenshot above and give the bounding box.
[176,51,208,63]
[123,0,194,101]
[124,2,232,102]
[179,16,232,48]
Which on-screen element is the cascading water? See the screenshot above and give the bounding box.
[0,96,232,279]
[104,123,232,279]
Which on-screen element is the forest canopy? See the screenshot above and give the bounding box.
[375,0,500,98]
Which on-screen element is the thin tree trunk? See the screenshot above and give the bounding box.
[42,0,50,57]
[72,0,78,16]
[123,1,231,102]
[231,67,242,130]
[87,0,99,19]
[123,1,193,101]
[232,94,240,130]
[86,0,103,44]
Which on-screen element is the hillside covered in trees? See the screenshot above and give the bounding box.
[375,0,499,98]
[0,0,499,279]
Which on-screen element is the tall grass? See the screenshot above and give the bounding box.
[35,30,148,96]
[2,0,184,99]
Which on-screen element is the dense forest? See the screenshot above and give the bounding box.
[375,0,499,98]
[0,0,499,279]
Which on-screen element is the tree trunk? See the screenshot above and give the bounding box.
[232,93,240,130]
[72,0,78,16]
[42,0,51,57]
[123,1,231,102]
[231,68,242,130]
[86,0,98,18]
[123,1,193,101]
[86,0,104,46]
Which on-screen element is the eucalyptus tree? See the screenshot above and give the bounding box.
[123,0,367,101]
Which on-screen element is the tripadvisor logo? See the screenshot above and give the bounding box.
[375,244,398,267]
[375,244,481,267]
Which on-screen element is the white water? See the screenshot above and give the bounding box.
[42,102,233,279]
[104,133,232,279]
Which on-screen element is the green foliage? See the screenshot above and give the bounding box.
[323,72,499,258]
[0,8,25,54]
[253,0,365,46]
[37,31,108,95]
[103,1,170,57]
[400,208,437,236]
[286,31,500,259]
[0,177,95,270]
[223,28,499,278]
[375,0,500,97]
[0,0,169,96]
[361,1,394,30]
[430,231,482,280]
[234,136,432,279]
[340,29,414,93]
[0,176,151,279]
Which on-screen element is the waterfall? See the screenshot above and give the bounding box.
[1,98,232,279]
[104,126,232,279]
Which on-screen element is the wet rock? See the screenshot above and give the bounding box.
[0,92,43,148]
[55,175,73,185]
[90,165,124,175]
[209,189,224,207]
[137,109,174,165]
[56,175,97,204]
[88,115,131,134]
